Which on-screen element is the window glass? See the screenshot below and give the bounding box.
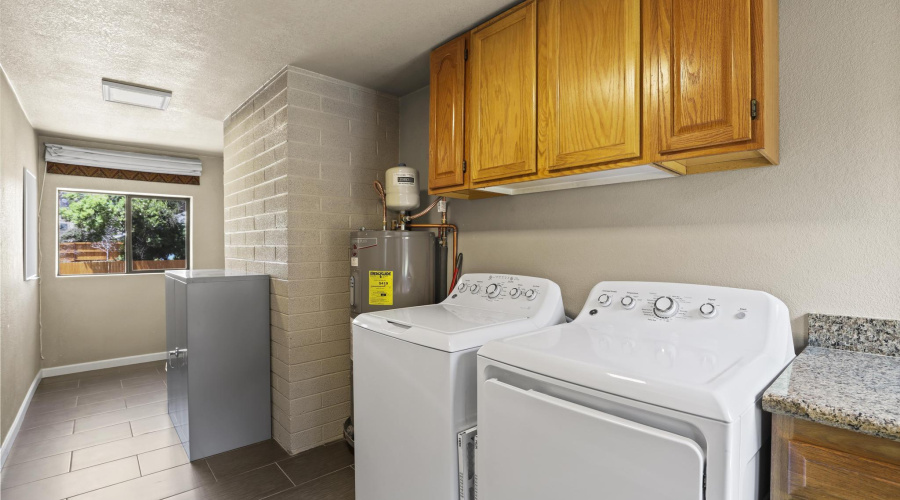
[58,191,126,275]
[130,197,188,272]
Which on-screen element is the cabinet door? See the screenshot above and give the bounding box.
[429,34,468,191]
[785,441,900,499]
[539,0,642,172]
[652,0,752,153]
[468,0,537,183]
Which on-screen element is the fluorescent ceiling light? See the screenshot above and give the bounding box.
[101,79,172,110]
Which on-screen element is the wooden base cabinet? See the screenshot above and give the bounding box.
[427,0,779,197]
[772,414,900,499]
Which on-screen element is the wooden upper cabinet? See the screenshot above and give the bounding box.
[538,0,642,172]
[468,0,537,184]
[651,0,753,154]
[429,34,468,192]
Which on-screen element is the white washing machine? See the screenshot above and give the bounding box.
[353,273,565,500]
[477,282,795,500]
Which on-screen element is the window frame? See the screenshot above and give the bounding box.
[56,187,192,277]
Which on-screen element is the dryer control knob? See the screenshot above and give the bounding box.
[654,296,679,318]
[524,289,537,301]
[469,284,480,294]
[486,283,501,298]
[621,296,636,309]
[699,303,718,318]
[458,283,467,293]
[510,287,521,299]
[597,294,612,307]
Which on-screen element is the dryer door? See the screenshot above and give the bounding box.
[478,379,705,500]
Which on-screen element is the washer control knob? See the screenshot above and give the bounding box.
[621,296,636,309]
[469,284,480,294]
[458,283,467,293]
[653,297,679,318]
[699,303,718,318]
[597,294,612,307]
[510,287,522,299]
[486,283,501,298]
[524,289,537,301]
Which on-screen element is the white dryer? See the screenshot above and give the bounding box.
[353,273,565,500]
[477,282,795,500]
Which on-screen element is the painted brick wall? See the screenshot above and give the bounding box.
[223,66,398,454]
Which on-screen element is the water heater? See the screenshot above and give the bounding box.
[349,229,435,317]
[385,164,419,212]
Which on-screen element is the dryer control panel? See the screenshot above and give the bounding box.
[445,273,559,317]
[572,281,795,364]
[579,282,763,324]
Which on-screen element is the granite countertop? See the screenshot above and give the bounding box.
[762,314,900,441]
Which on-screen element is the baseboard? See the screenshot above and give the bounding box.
[1,370,42,467]
[41,351,167,378]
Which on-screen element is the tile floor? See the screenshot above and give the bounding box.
[0,361,354,499]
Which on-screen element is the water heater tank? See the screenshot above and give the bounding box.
[349,230,435,317]
[385,164,419,212]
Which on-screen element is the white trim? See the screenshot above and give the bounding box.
[41,351,167,378]
[1,371,42,467]
[54,187,194,278]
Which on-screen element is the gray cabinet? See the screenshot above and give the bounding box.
[165,270,271,461]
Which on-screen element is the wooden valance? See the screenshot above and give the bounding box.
[46,162,200,185]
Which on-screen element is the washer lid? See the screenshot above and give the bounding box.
[354,304,531,352]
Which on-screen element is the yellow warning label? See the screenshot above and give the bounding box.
[368,270,393,306]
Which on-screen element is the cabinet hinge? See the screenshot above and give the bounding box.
[462,160,467,174]
[464,48,469,61]
[750,99,759,119]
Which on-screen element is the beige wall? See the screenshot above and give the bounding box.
[224,66,398,454]
[401,0,900,350]
[0,69,41,442]
[38,136,224,368]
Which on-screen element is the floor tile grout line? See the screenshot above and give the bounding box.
[206,458,218,482]
[6,424,174,469]
[293,463,355,488]
[21,400,133,431]
[10,403,170,453]
[64,458,146,499]
[0,452,74,491]
[274,461,295,486]
[69,436,181,473]
[210,460,284,483]
[1,456,142,498]
[259,464,355,500]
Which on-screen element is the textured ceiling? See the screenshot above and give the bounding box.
[0,0,517,155]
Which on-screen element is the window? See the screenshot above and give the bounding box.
[58,190,189,275]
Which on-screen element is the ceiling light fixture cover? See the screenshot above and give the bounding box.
[101,79,172,110]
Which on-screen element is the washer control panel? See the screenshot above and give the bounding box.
[447,273,554,313]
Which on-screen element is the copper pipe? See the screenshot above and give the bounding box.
[372,180,386,230]
[408,223,459,291]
